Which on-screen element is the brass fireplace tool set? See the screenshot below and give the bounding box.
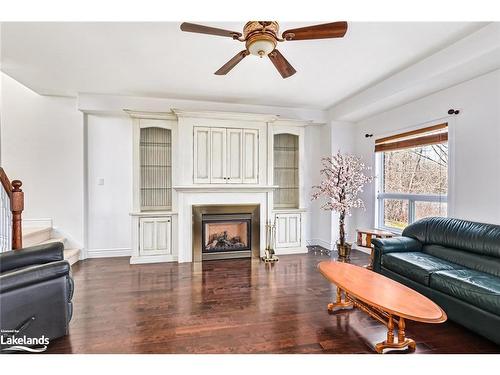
[262,221,279,263]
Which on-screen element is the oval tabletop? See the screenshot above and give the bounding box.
[318,261,447,323]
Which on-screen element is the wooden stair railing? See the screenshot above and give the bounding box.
[0,167,24,250]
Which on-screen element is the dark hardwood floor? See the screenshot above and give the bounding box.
[47,249,500,354]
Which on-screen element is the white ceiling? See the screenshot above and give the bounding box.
[0,22,487,109]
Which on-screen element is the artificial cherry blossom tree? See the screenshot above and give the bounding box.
[312,151,374,250]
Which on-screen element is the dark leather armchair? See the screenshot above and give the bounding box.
[372,217,500,345]
[0,242,74,343]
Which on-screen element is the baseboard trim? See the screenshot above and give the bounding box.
[352,244,371,255]
[307,238,334,251]
[130,255,178,264]
[274,246,308,255]
[86,248,132,258]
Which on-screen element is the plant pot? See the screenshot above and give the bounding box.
[337,242,352,262]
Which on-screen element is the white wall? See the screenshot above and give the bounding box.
[329,122,358,247]
[305,120,360,250]
[350,68,500,235]
[0,73,84,245]
[86,114,133,255]
[304,124,331,249]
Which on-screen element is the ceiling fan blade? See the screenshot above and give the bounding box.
[282,21,348,41]
[268,49,296,79]
[180,22,242,38]
[214,50,249,75]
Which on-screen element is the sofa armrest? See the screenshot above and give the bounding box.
[0,260,70,293]
[371,236,422,273]
[0,242,64,273]
[372,236,422,253]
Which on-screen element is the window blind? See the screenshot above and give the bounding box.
[375,123,448,153]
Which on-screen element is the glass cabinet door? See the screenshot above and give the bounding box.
[140,127,172,211]
[273,133,299,209]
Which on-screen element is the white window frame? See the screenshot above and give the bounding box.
[375,150,448,233]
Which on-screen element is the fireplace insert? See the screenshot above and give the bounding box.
[201,213,252,253]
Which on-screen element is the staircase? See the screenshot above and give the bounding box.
[23,227,81,265]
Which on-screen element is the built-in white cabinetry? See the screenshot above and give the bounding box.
[139,216,172,256]
[194,126,259,184]
[275,212,301,248]
[128,111,178,264]
[123,110,315,264]
[271,122,307,254]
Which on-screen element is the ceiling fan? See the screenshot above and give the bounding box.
[180,21,348,78]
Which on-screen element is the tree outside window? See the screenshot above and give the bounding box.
[378,142,448,230]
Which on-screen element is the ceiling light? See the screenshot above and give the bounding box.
[247,37,276,57]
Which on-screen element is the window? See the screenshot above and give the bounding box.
[375,123,448,231]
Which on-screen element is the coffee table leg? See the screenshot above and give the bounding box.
[375,316,417,354]
[327,286,353,313]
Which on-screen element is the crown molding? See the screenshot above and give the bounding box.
[171,108,278,122]
[124,109,177,120]
[273,118,322,127]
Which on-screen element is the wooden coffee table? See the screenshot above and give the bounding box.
[318,261,447,353]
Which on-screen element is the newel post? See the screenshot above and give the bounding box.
[11,180,24,250]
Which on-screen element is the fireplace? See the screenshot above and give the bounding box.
[192,204,260,261]
[202,214,252,254]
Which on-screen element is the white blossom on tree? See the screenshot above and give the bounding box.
[312,151,374,246]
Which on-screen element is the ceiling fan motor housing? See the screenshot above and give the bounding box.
[244,21,279,57]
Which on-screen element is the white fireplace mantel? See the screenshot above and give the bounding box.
[176,189,271,263]
[173,185,279,193]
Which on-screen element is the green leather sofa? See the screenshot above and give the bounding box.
[372,217,500,345]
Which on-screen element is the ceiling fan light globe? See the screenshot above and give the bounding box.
[248,39,275,57]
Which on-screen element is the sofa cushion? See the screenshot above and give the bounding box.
[430,269,500,315]
[423,244,500,277]
[402,217,500,258]
[381,252,463,286]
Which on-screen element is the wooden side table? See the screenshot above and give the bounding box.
[356,228,395,269]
